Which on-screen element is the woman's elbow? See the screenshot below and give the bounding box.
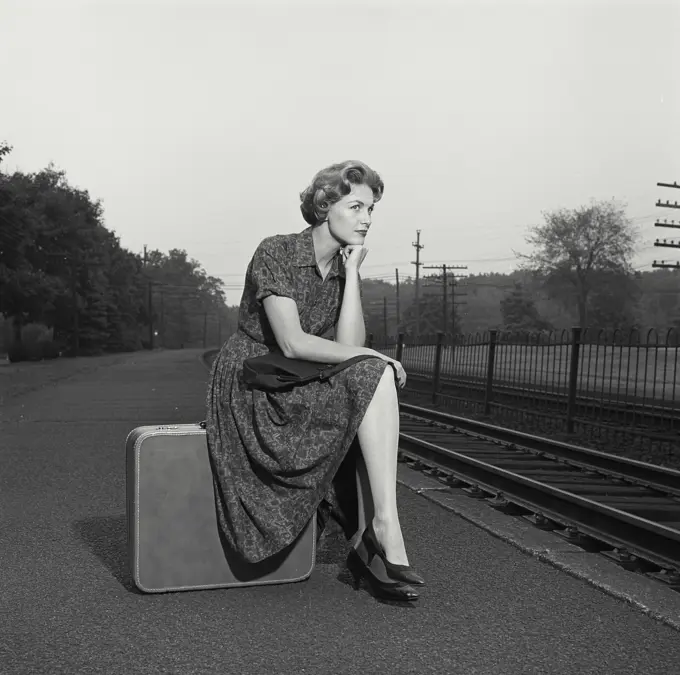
[280,342,297,359]
[276,333,303,359]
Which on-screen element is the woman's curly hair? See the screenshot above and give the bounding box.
[299,160,385,226]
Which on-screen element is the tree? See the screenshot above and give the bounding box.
[499,282,552,332]
[146,249,228,349]
[0,163,69,341]
[0,142,234,358]
[586,270,640,331]
[518,199,638,328]
[0,141,11,165]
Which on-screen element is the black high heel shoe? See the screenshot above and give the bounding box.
[346,548,419,603]
[363,522,426,586]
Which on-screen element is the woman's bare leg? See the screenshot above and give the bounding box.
[355,366,409,566]
[353,455,373,547]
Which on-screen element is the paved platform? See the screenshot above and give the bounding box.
[2,349,680,675]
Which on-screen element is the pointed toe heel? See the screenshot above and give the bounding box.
[383,561,426,586]
[345,546,419,604]
[363,522,426,586]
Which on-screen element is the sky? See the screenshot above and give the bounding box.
[2,0,679,304]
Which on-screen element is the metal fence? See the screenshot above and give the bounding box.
[370,327,680,459]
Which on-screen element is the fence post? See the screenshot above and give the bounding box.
[366,332,374,349]
[566,326,582,433]
[395,332,405,363]
[484,330,498,415]
[432,331,444,404]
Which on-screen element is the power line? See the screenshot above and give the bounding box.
[395,268,401,330]
[422,263,468,335]
[411,230,424,337]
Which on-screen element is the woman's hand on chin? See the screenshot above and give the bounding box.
[341,245,368,273]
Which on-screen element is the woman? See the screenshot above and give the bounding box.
[206,160,424,603]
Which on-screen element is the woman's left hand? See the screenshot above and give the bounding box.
[341,245,368,272]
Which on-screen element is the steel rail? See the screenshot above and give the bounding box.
[398,429,680,571]
[400,403,680,495]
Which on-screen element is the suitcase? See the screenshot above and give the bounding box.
[126,422,316,593]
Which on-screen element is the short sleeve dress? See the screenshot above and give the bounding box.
[206,226,388,564]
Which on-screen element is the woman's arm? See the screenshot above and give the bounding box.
[254,239,406,385]
[251,238,372,363]
[334,272,366,347]
[263,294,376,363]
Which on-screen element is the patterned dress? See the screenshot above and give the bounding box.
[206,226,388,563]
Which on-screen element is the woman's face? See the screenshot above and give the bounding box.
[326,183,375,246]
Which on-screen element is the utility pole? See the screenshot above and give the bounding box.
[383,296,388,339]
[71,250,80,357]
[159,290,164,348]
[653,181,680,269]
[367,298,396,343]
[424,263,468,335]
[411,230,424,337]
[45,249,99,356]
[449,273,468,335]
[395,268,401,332]
[424,264,448,336]
[144,245,154,349]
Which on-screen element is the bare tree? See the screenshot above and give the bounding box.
[517,199,639,328]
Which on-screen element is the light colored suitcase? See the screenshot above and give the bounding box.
[126,422,316,593]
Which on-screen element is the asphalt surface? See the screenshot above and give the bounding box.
[2,348,680,675]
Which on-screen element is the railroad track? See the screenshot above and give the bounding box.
[398,402,680,587]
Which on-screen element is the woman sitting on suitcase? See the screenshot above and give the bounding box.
[206,159,425,603]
